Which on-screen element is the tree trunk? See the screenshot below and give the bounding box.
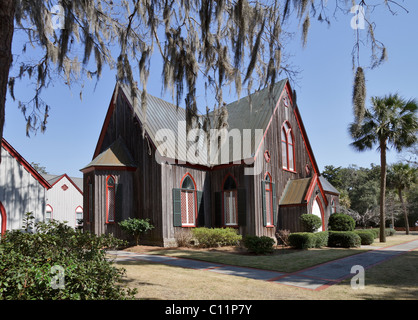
[0,0,15,160]
[398,189,409,235]
[379,138,387,243]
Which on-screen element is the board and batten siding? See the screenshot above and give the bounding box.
[87,89,165,245]
[161,163,208,246]
[45,175,83,229]
[83,170,134,239]
[0,144,47,231]
[251,87,316,237]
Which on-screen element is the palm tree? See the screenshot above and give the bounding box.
[387,163,418,235]
[349,94,418,242]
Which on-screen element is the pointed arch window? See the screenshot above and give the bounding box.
[223,175,238,227]
[262,173,277,227]
[173,173,204,228]
[76,206,83,227]
[46,204,53,222]
[106,176,116,223]
[180,174,197,227]
[281,121,295,172]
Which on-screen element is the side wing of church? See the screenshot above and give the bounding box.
[81,79,339,246]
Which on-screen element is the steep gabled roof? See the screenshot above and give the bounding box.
[41,173,84,195]
[1,138,51,190]
[82,137,137,172]
[93,79,302,167]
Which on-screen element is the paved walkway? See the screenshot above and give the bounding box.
[107,239,418,291]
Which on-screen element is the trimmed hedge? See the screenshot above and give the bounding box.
[328,231,361,248]
[354,230,375,245]
[369,228,380,239]
[371,228,396,238]
[288,233,315,249]
[288,231,329,249]
[328,213,355,231]
[314,231,329,248]
[191,227,242,248]
[243,235,275,254]
[300,214,322,232]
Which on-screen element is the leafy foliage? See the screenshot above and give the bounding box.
[0,213,136,300]
[354,230,375,245]
[300,213,322,232]
[118,218,154,246]
[328,213,355,232]
[322,162,418,229]
[349,93,418,241]
[242,235,275,254]
[191,227,242,248]
[5,0,404,138]
[288,231,328,250]
[327,231,361,248]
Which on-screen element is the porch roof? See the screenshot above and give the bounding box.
[279,177,312,206]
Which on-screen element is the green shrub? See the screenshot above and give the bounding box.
[300,214,322,232]
[243,235,275,254]
[288,232,316,249]
[354,230,375,245]
[371,228,396,238]
[288,232,329,249]
[328,213,355,231]
[0,213,136,300]
[191,228,242,248]
[386,228,396,236]
[370,228,380,239]
[328,231,361,248]
[314,231,329,248]
[119,218,154,245]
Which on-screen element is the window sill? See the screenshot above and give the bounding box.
[282,168,297,174]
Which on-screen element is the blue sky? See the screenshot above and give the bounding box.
[4,1,418,178]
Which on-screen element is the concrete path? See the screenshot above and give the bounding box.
[107,239,418,291]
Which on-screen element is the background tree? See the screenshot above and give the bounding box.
[0,0,410,161]
[322,164,380,227]
[349,94,418,242]
[30,162,48,174]
[387,162,418,234]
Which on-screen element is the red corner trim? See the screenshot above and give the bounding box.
[1,138,51,190]
[50,174,83,195]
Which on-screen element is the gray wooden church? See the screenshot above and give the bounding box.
[81,79,339,246]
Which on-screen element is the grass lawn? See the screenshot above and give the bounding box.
[115,233,418,300]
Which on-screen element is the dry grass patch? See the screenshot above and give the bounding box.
[115,233,418,300]
[124,245,370,273]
